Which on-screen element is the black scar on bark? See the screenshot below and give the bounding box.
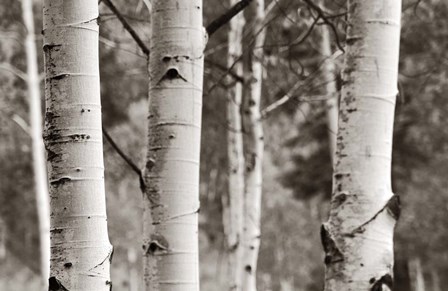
[371,274,393,291]
[320,224,344,265]
[146,233,169,255]
[106,280,113,291]
[386,195,401,221]
[48,277,69,291]
[159,67,188,83]
[109,246,114,264]
[166,68,179,79]
[245,265,252,273]
[43,44,62,53]
[50,177,71,186]
[63,262,72,268]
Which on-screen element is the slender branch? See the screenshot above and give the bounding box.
[261,92,338,118]
[206,0,253,37]
[301,0,344,52]
[205,59,244,83]
[0,63,27,81]
[101,0,150,56]
[102,126,141,176]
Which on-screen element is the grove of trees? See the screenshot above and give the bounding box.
[1,0,448,291]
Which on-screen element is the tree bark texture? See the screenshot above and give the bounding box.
[242,0,265,290]
[322,1,402,290]
[43,1,113,290]
[223,0,245,290]
[22,0,51,285]
[143,1,205,290]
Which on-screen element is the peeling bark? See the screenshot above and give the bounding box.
[223,0,245,290]
[242,0,266,290]
[43,1,113,290]
[323,1,402,290]
[143,1,204,290]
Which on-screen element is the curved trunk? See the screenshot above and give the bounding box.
[43,1,113,290]
[223,1,245,290]
[143,1,204,290]
[242,0,265,290]
[21,0,50,285]
[322,1,402,290]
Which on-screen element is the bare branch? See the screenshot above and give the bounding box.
[0,63,27,81]
[101,0,150,56]
[102,126,142,176]
[205,59,244,83]
[301,0,344,52]
[261,92,338,118]
[206,0,253,37]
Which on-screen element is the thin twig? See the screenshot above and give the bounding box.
[0,63,27,81]
[206,0,254,37]
[205,59,244,83]
[102,126,141,176]
[302,0,344,52]
[101,0,150,56]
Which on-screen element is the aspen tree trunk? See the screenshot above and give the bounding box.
[21,0,50,285]
[43,1,113,290]
[322,1,402,290]
[223,0,245,290]
[242,0,266,290]
[143,1,204,290]
[320,24,338,163]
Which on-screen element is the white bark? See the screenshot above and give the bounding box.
[320,24,338,164]
[224,1,245,290]
[21,0,50,285]
[242,0,266,290]
[323,1,402,290]
[43,1,113,290]
[143,1,204,290]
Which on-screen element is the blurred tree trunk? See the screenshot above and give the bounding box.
[322,1,402,290]
[127,248,139,291]
[0,219,5,261]
[242,0,266,290]
[43,1,113,290]
[320,24,338,164]
[409,258,425,291]
[143,1,204,290]
[223,0,245,290]
[21,0,50,285]
[394,255,411,291]
[431,270,441,291]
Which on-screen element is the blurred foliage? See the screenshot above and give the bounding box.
[1,0,448,290]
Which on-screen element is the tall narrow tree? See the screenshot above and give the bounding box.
[143,0,204,290]
[242,0,266,290]
[320,24,338,163]
[322,1,402,290]
[223,1,245,290]
[43,1,113,290]
[21,0,50,284]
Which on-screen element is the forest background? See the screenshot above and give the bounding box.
[0,0,447,290]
